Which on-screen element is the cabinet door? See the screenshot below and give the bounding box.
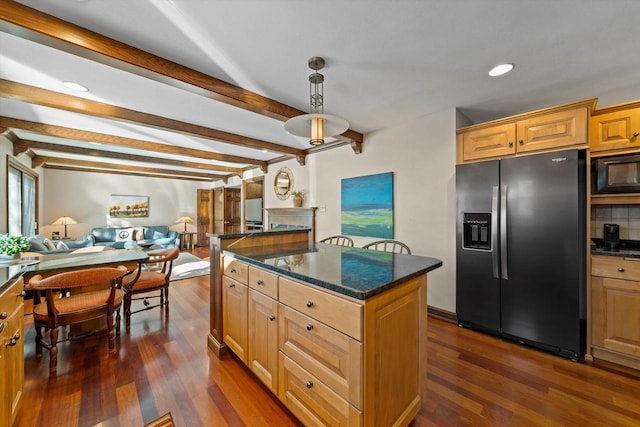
[516,106,588,153]
[590,106,640,153]
[592,276,640,357]
[461,123,516,161]
[248,290,278,392]
[222,276,248,363]
[0,278,24,427]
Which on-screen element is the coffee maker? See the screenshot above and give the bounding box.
[603,224,620,250]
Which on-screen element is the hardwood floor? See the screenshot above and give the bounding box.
[16,246,640,426]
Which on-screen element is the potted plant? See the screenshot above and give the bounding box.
[291,190,303,207]
[0,233,31,261]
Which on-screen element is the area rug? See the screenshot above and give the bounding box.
[169,252,210,281]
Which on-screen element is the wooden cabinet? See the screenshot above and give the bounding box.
[457,99,594,163]
[590,101,640,154]
[591,255,640,369]
[247,265,279,392]
[222,276,248,363]
[0,277,24,427]
[222,258,428,426]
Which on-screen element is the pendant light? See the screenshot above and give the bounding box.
[284,57,349,146]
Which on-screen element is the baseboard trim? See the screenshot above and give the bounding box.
[427,306,457,323]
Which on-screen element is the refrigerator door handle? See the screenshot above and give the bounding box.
[500,185,508,280]
[491,186,499,278]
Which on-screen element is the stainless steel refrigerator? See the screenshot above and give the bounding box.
[456,149,586,360]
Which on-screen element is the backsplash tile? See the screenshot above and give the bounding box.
[592,205,640,241]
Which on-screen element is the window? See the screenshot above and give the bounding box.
[7,158,37,236]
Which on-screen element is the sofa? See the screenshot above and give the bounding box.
[27,234,94,253]
[91,226,179,249]
[27,225,180,253]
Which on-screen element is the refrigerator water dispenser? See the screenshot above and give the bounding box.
[462,213,491,250]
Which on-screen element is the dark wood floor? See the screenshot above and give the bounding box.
[16,246,640,426]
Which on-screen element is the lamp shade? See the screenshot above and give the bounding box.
[177,216,194,232]
[53,216,78,226]
[284,113,349,143]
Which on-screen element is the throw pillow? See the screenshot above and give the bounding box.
[43,238,57,251]
[56,240,69,250]
[115,227,135,242]
[153,231,168,240]
[133,228,145,241]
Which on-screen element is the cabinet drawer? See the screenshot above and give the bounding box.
[0,278,24,320]
[278,353,362,427]
[223,258,248,284]
[592,256,640,281]
[279,304,362,408]
[248,265,278,299]
[279,277,362,340]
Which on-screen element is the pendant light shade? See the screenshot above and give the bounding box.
[284,57,349,145]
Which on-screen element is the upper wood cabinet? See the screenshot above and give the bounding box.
[590,101,640,154]
[457,99,595,163]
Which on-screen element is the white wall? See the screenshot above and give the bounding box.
[38,169,211,239]
[263,108,458,313]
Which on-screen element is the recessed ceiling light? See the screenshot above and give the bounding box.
[62,81,89,92]
[488,63,514,77]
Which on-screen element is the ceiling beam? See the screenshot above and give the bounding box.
[0,79,307,158]
[0,1,364,144]
[32,155,227,182]
[42,164,215,183]
[0,117,268,170]
[12,137,244,175]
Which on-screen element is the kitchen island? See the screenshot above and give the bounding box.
[213,236,442,426]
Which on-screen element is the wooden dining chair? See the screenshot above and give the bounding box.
[27,265,129,373]
[319,235,354,246]
[362,239,412,254]
[122,247,180,330]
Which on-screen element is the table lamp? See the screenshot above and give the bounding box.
[53,216,78,239]
[177,216,194,232]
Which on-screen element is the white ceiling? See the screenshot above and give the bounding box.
[1,0,640,180]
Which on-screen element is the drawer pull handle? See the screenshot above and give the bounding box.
[508,141,514,147]
[306,381,313,389]
[269,315,276,321]
[306,301,314,308]
[0,312,7,320]
[306,323,313,331]
[519,139,524,145]
[229,283,235,288]
[633,132,639,137]
[618,267,625,272]
[230,268,236,273]
[18,291,26,298]
[256,280,264,286]
[6,332,20,347]
[0,323,4,333]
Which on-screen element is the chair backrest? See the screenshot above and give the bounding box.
[71,245,116,253]
[144,247,180,273]
[319,235,354,247]
[28,265,129,290]
[362,239,412,254]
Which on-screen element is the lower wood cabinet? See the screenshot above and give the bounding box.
[248,289,278,392]
[591,255,640,369]
[222,260,427,426]
[0,277,24,427]
[222,276,248,363]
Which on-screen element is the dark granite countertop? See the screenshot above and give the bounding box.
[591,238,640,258]
[224,242,442,300]
[207,227,310,240]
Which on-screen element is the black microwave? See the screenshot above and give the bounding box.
[593,154,640,194]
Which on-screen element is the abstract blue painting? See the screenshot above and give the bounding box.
[341,172,394,238]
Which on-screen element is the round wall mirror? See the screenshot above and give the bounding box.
[274,167,293,200]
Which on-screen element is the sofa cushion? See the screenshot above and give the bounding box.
[152,230,168,240]
[133,228,145,241]
[92,227,117,243]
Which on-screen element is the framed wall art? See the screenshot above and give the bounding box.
[341,172,394,238]
[109,195,149,218]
